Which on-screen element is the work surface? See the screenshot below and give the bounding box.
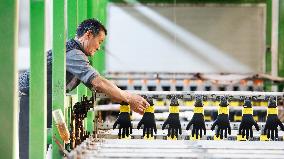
[70,139,284,159]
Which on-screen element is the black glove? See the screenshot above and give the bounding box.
[137,97,157,138]
[162,96,182,139]
[263,97,284,140]
[264,114,284,140]
[113,103,132,139]
[186,113,206,139]
[238,99,259,140]
[211,114,231,139]
[211,96,231,139]
[162,113,182,139]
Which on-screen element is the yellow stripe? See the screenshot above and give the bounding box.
[253,115,259,122]
[260,135,269,141]
[145,106,155,113]
[144,136,154,140]
[260,101,268,106]
[214,135,221,140]
[267,108,278,115]
[237,135,246,141]
[234,115,242,121]
[120,105,130,113]
[212,101,219,106]
[203,101,209,106]
[169,106,179,113]
[218,107,229,115]
[204,116,212,121]
[156,100,165,106]
[230,101,240,107]
[193,107,204,114]
[190,134,200,140]
[184,101,194,106]
[167,136,177,140]
[242,108,253,115]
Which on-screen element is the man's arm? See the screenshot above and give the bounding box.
[91,76,149,114]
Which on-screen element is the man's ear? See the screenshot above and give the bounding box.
[86,30,92,38]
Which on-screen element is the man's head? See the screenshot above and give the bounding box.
[76,19,107,56]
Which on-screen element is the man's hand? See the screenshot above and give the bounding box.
[128,94,150,115]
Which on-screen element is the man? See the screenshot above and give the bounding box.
[19,19,149,159]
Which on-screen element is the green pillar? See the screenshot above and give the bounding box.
[52,0,66,158]
[265,0,272,91]
[0,0,18,158]
[68,0,78,39]
[278,0,284,91]
[77,0,88,97]
[29,0,46,158]
[92,0,108,75]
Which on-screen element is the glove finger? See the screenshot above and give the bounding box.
[211,120,217,131]
[113,120,118,129]
[168,128,171,137]
[253,121,260,131]
[216,128,220,138]
[267,129,271,139]
[122,128,126,138]
[245,129,249,140]
[171,128,175,139]
[118,126,122,139]
[220,129,223,139]
[191,127,195,137]
[224,129,228,138]
[179,124,182,135]
[154,122,157,134]
[271,129,275,141]
[275,128,279,140]
[126,127,129,137]
[186,121,193,130]
[150,128,154,137]
[130,124,133,134]
[162,120,168,130]
[200,128,203,139]
[143,127,146,137]
[203,124,206,135]
[147,128,151,138]
[242,129,245,138]
[277,119,284,131]
[195,128,199,139]
[249,128,253,138]
[228,125,231,135]
[175,128,178,139]
[137,120,143,130]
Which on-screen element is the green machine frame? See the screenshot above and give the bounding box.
[0,0,282,158]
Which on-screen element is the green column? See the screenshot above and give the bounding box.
[29,0,46,158]
[68,0,78,39]
[265,0,272,91]
[92,0,107,75]
[52,0,66,158]
[0,0,18,158]
[77,0,88,97]
[278,0,284,91]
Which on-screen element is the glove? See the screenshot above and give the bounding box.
[211,114,231,139]
[137,97,157,138]
[263,98,284,140]
[186,109,206,139]
[238,99,259,140]
[113,103,132,139]
[211,96,231,139]
[162,96,182,139]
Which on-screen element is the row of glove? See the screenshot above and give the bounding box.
[113,96,284,141]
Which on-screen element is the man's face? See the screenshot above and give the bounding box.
[85,30,106,56]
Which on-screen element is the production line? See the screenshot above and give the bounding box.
[57,90,284,158]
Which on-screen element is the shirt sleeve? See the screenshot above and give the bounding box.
[66,49,99,86]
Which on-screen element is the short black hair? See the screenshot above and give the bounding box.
[76,18,107,38]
